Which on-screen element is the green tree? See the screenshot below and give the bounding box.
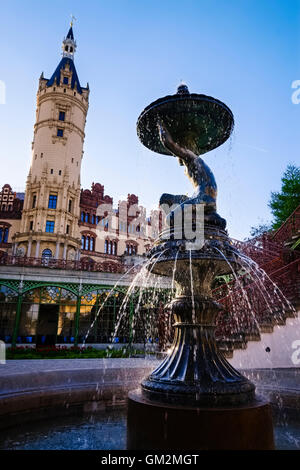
[269,164,300,230]
[249,222,272,238]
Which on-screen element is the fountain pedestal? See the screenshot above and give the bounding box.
[127,392,274,450]
[127,290,274,450]
[141,294,255,406]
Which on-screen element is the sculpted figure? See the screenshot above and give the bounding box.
[158,123,225,228]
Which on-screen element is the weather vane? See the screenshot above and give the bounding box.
[70,14,77,27]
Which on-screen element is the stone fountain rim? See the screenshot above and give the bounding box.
[138,92,234,121]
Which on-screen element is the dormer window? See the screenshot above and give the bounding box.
[63,77,69,85]
[59,111,65,121]
[70,47,73,53]
[65,46,68,51]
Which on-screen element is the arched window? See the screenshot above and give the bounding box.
[112,241,117,255]
[125,243,137,255]
[104,240,108,254]
[42,249,52,259]
[90,237,95,251]
[92,215,95,225]
[81,235,85,250]
[85,236,90,251]
[85,213,89,223]
[3,228,8,243]
[81,212,85,222]
[108,241,112,254]
[0,225,9,243]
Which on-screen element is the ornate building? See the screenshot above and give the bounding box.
[0,185,24,256]
[0,25,156,267]
[12,25,89,262]
[0,24,165,349]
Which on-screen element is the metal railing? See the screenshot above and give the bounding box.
[272,205,300,244]
[0,254,127,274]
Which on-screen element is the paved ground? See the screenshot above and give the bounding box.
[0,358,159,377]
[0,359,299,392]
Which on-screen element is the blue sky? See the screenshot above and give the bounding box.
[0,0,299,239]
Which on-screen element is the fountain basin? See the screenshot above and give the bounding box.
[0,358,158,429]
[0,361,298,449]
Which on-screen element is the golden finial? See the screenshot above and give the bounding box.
[70,14,76,27]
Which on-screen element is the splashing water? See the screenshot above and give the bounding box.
[213,246,262,335]
[189,249,196,322]
[82,261,146,347]
[236,253,293,326]
[112,249,168,345]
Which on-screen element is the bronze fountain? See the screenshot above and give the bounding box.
[127,84,274,450]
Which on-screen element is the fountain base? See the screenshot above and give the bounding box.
[127,390,274,450]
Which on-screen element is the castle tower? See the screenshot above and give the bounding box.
[13,24,89,260]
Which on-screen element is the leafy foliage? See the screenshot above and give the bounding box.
[6,345,148,359]
[249,223,272,238]
[269,164,300,230]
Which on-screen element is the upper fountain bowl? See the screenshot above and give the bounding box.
[137,84,234,156]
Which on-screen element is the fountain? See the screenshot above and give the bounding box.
[127,84,275,450]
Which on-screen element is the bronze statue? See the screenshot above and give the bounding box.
[158,122,225,228]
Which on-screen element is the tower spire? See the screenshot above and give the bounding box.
[62,21,77,60]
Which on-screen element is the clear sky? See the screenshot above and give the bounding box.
[0,0,299,240]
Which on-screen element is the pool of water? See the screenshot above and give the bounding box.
[0,407,127,450]
[0,407,299,450]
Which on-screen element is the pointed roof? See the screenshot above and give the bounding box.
[66,26,74,40]
[46,57,82,93]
